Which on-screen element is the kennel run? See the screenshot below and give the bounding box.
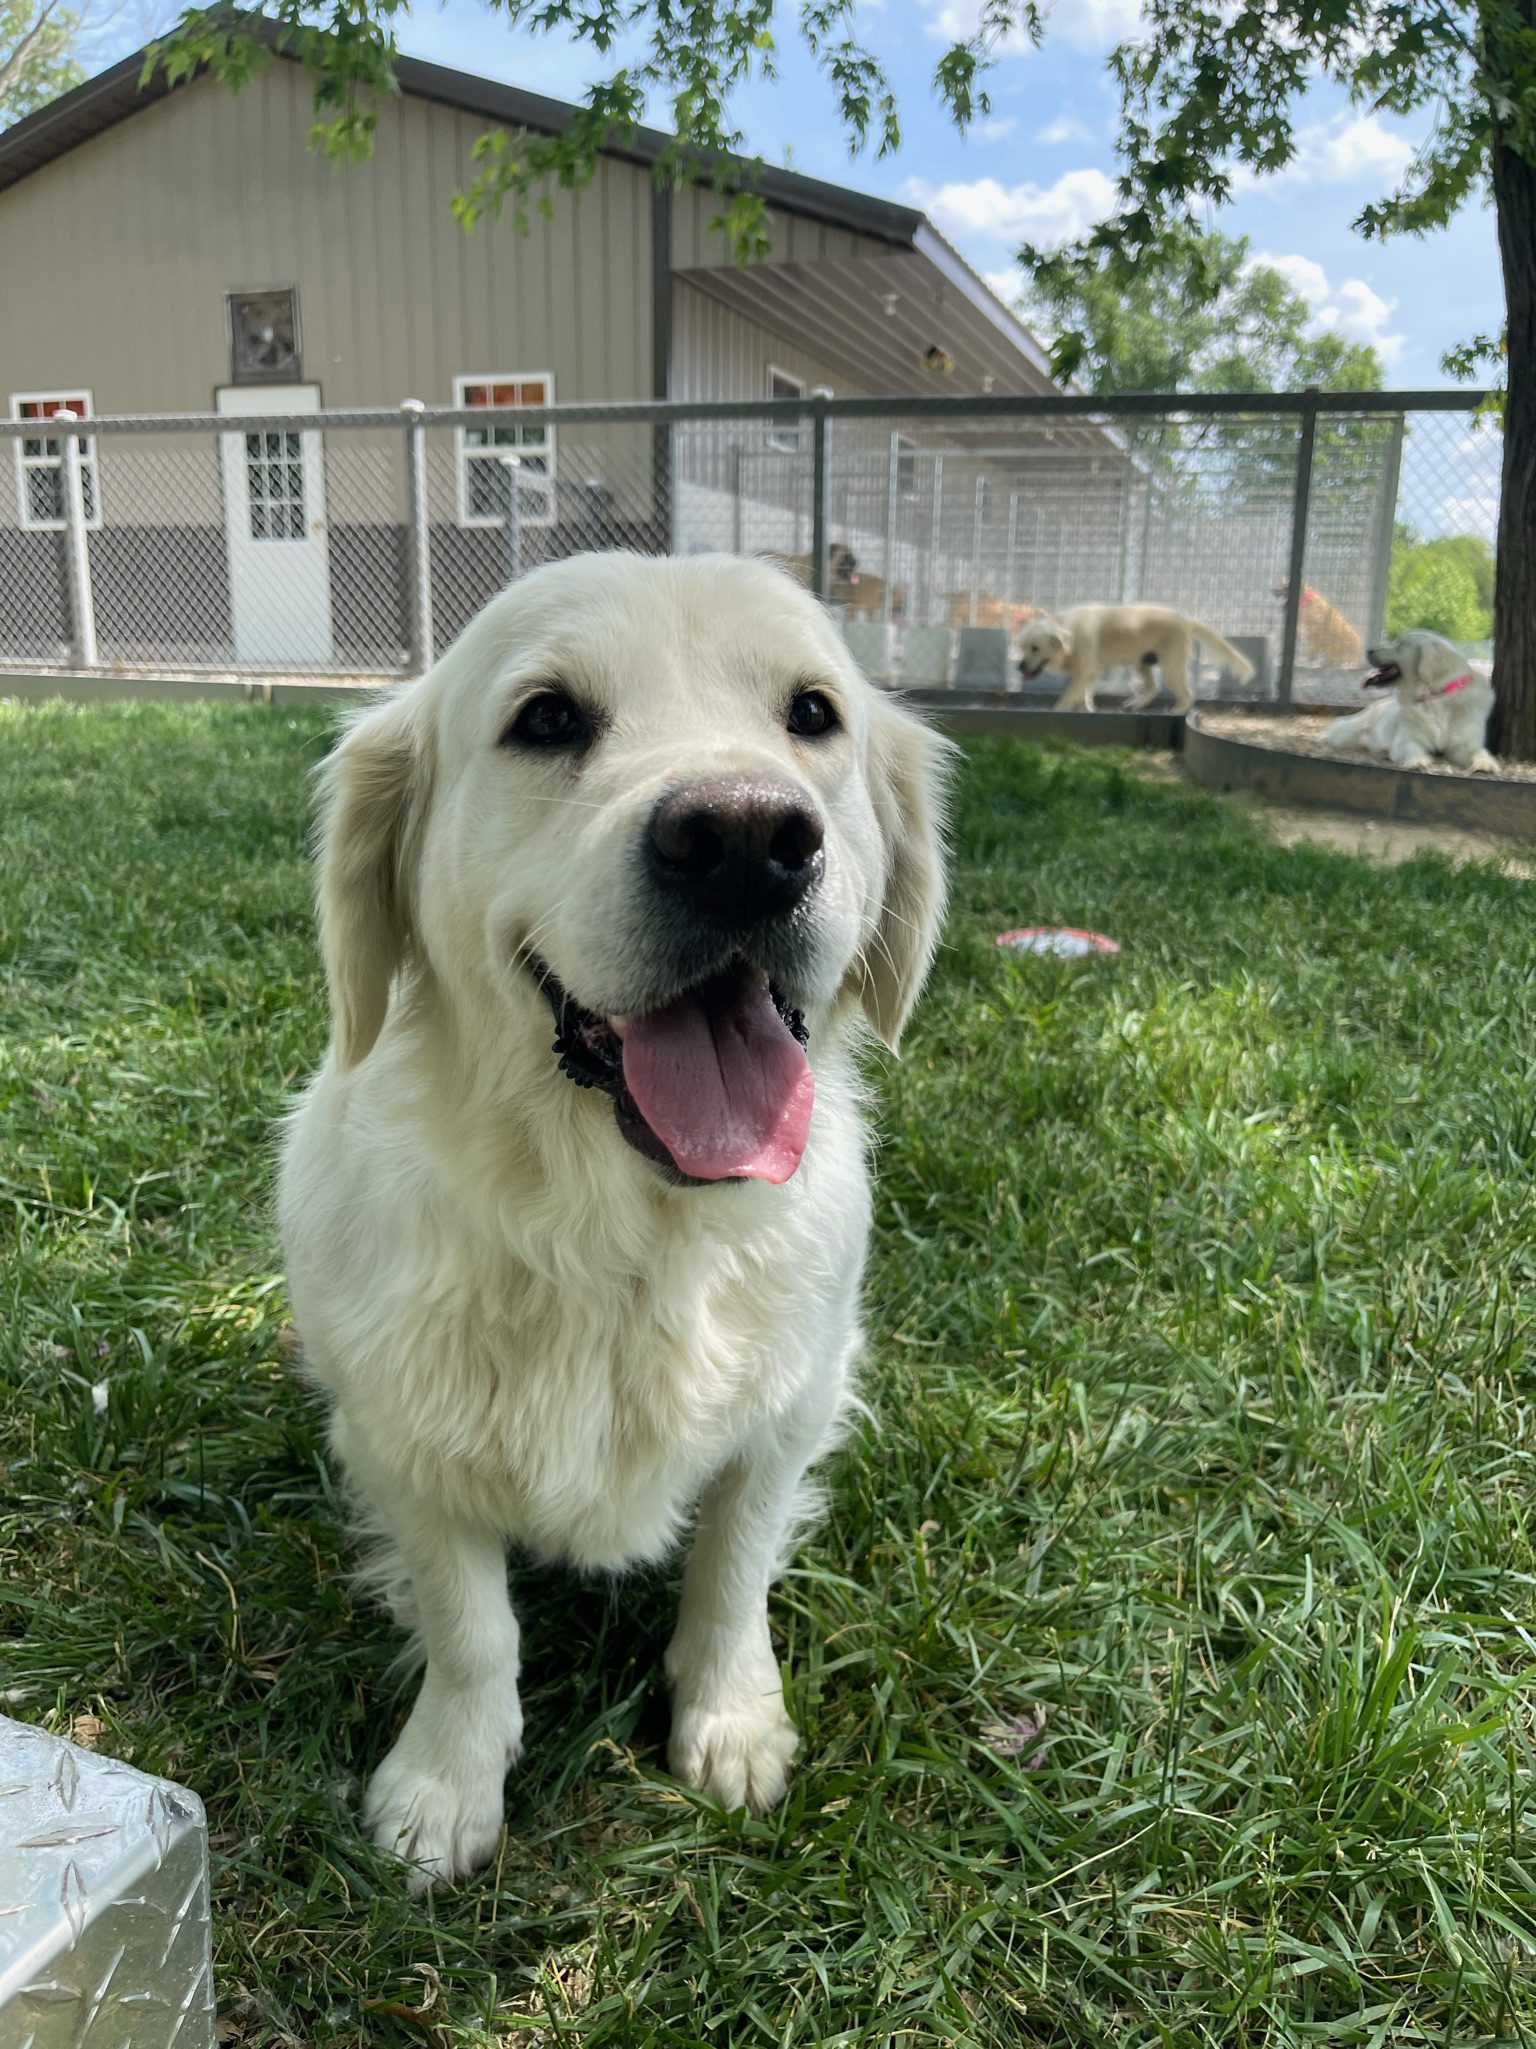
[0,389,1497,702]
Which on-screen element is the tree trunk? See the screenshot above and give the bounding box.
[1488,0,1536,760]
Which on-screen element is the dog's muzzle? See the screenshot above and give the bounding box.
[527,774,830,1188]
[646,774,825,928]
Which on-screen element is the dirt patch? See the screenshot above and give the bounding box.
[1200,706,1536,784]
[1125,752,1535,872]
[1240,799,1536,874]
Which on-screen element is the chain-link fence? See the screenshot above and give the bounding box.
[0,391,1497,703]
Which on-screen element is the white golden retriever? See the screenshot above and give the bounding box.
[278,552,949,1890]
[1016,603,1254,712]
[1326,629,1497,772]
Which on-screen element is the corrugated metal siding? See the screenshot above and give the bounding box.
[670,182,877,270]
[670,280,865,402]
[0,64,654,410]
[671,282,871,559]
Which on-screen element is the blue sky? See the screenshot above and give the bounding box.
[390,0,1502,393]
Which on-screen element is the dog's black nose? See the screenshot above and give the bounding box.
[648,775,825,924]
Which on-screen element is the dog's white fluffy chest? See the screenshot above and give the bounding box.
[283,1060,867,1572]
[360,1243,826,1568]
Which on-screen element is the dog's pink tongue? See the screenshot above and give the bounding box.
[615,977,814,1183]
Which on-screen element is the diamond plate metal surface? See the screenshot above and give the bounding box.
[0,1716,215,2048]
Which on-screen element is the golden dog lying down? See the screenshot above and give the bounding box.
[1327,628,1496,771]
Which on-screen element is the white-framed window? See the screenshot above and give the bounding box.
[767,366,806,454]
[11,390,101,531]
[455,374,556,528]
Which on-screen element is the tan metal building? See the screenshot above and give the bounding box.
[0,35,1063,416]
[0,43,1078,671]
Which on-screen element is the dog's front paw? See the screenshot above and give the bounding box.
[363,1702,522,1892]
[1471,748,1499,775]
[669,1693,799,1813]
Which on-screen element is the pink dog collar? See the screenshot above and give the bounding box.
[1435,674,1474,695]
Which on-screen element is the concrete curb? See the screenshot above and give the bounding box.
[898,690,1184,749]
[0,671,387,708]
[1185,710,1536,840]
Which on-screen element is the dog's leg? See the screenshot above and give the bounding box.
[1126,660,1160,712]
[1049,633,1094,711]
[1387,724,1431,770]
[1160,634,1195,712]
[1446,736,1499,773]
[1054,668,1091,712]
[665,1438,814,1813]
[359,1491,523,1892]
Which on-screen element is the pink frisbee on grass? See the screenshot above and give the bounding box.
[995,927,1121,957]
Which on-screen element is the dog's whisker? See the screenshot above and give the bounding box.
[518,790,609,812]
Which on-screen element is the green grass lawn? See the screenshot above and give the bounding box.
[3,699,1536,2048]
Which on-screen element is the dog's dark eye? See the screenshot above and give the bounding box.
[787,689,839,739]
[503,691,590,751]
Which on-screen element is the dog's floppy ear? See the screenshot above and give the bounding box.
[858,695,952,1050]
[316,689,430,1070]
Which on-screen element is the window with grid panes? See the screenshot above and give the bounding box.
[11,392,100,531]
[455,376,555,527]
[244,429,306,540]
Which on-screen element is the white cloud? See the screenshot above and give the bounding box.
[922,0,1143,53]
[1289,112,1415,186]
[1054,0,1145,50]
[904,167,1118,246]
[1438,492,1500,540]
[1225,112,1416,199]
[983,265,1026,307]
[976,115,1019,142]
[1040,113,1092,146]
[1260,252,1331,305]
[1331,279,1404,361]
[1286,111,1417,187]
[921,0,1037,51]
[1454,426,1500,456]
[1249,251,1405,365]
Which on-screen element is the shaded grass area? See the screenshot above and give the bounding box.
[2,699,1535,2047]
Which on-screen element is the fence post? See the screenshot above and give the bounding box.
[1116,464,1135,603]
[56,409,97,669]
[1277,386,1320,708]
[810,393,829,598]
[926,452,944,626]
[401,400,434,676]
[1366,412,1406,649]
[501,455,524,584]
[969,476,987,625]
[1004,490,1019,630]
[884,430,901,626]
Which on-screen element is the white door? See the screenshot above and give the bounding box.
[218,384,332,666]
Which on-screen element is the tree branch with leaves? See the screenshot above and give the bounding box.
[1,0,83,123]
